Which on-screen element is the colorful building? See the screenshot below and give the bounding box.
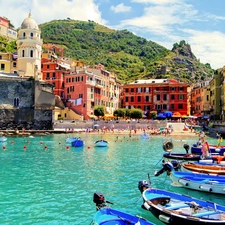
[121,79,188,115]
[0,16,17,40]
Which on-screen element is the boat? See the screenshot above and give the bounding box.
[94,140,109,147]
[163,141,225,164]
[155,161,225,194]
[71,138,84,147]
[141,132,150,139]
[181,162,225,175]
[191,142,225,156]
[138,180,225,225]
[92,192,155,225]
[0,136,7,142]
[66,137,78,143]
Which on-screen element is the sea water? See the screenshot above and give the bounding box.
[0,133,223,225]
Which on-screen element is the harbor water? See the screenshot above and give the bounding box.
[0,133,224,224]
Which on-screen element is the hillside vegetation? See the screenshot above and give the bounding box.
[1,19,215,84]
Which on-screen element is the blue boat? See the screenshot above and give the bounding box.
[71,138,84,147]
[66,137,77,143]
[92,192,155,225]
[138,180,225,225]
[155,161,225,194]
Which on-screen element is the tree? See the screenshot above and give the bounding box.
[130,108,143,119]
[113,109,125,118]
[94,106,105,118]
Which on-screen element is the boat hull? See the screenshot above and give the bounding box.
[170,171,225,194]
[0,136,7,142]
[94,140,108,147]
[191,144,225,156]
[71,139,84,147]
[92,208,154,225]
[142,188,225,225]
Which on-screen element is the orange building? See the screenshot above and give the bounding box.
[121,79,188,115]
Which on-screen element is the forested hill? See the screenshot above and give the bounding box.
[0,18,215,84]
[40,19,214,84]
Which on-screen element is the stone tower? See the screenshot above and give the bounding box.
[16,13,42,80]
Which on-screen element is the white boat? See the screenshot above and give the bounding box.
[0,136,7,142]
[94,140,109,147]
[141,132,150,139]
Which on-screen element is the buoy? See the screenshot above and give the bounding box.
[40,141,43,145]
[3,146,6,150]
[88,146,91,149]
[11,141,14,144]
[59,142,61,145]
[23,146,27,150]
[66,146,70,149]
[44,146,48,149]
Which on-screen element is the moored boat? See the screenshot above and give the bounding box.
[138,180,225,225]
[71,138,84,147]
[94,140,109,147]
[92,192,155,225]
[181,162,225,175]
[0,136,7,142]
[155,161,225,194]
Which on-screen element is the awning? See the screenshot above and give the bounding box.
[172,112,181,118]
[104,114,115,118]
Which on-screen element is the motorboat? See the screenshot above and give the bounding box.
[94,140,109,147]
[0,136,7,142]
[138,180,225,225]
[155,161,225,194]
[181,162,225,175]
[71,138,84,147]
[92,192,155,225]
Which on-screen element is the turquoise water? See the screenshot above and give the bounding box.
[0,133,224,225]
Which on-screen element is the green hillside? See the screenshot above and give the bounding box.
[0,18,214,84]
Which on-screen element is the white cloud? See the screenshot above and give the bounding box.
[111,3,132,13]
[131,0,181,4]
[182,29,225,69]
[0,0,107,28]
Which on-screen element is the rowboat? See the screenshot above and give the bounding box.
[71,138,84,147]
[94,140,109,147]
[138,180,225,225]
[181,162,225,175]
[155,161,225,194]
[92,192,155,225]
[0,136,7,142]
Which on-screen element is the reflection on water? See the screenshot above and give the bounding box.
[0,133,221,224]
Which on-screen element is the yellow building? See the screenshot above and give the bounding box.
[0,53,11,73]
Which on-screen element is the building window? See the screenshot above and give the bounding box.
[163,94,167,101]
[145,87,150,93]
[52,72,56,78]
[171,95,175,100]
[22,50,25,57]
[137,87,142,93]
[79,94,83,98]
[131,88,134,92]
[145,96,149,102]
[178,94,184,100]
[13,97,19,107]
[125,88,129,93]
[30,32,33,38]
[0,56,2,59]
[13,62,16,67]
[178,104,183,109]
[157,95,160,101]
[170,87,176,91]
[137,96,141,102]
[163,104,167,110]
[0,64,5,71]
[30,50,33,57]
[131,96,134,102]
[126,97,129,102]
[47,65,50,69]
[171,104,174,110]
[179,87,184,91]
[46,73,50,79]
[23,32,26,38]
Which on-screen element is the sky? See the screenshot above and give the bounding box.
[0,0,225,69]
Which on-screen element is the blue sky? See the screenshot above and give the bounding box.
[1,0,225,69]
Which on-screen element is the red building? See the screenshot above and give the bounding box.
[121,79,188,115]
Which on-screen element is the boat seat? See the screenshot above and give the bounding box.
[165,203,188,210]
[192,210,222,217]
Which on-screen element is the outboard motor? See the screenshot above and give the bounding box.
[93,192,106,210]
[183,144,190,154]
[93,192,113,210]
[171,160,181,171]
[138,180,150,194]
[155,161,174,176]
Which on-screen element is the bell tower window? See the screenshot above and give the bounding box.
[30,33,33,39]
[22,50,25,57]
[23,32,26,38]
[30,50,33,57]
